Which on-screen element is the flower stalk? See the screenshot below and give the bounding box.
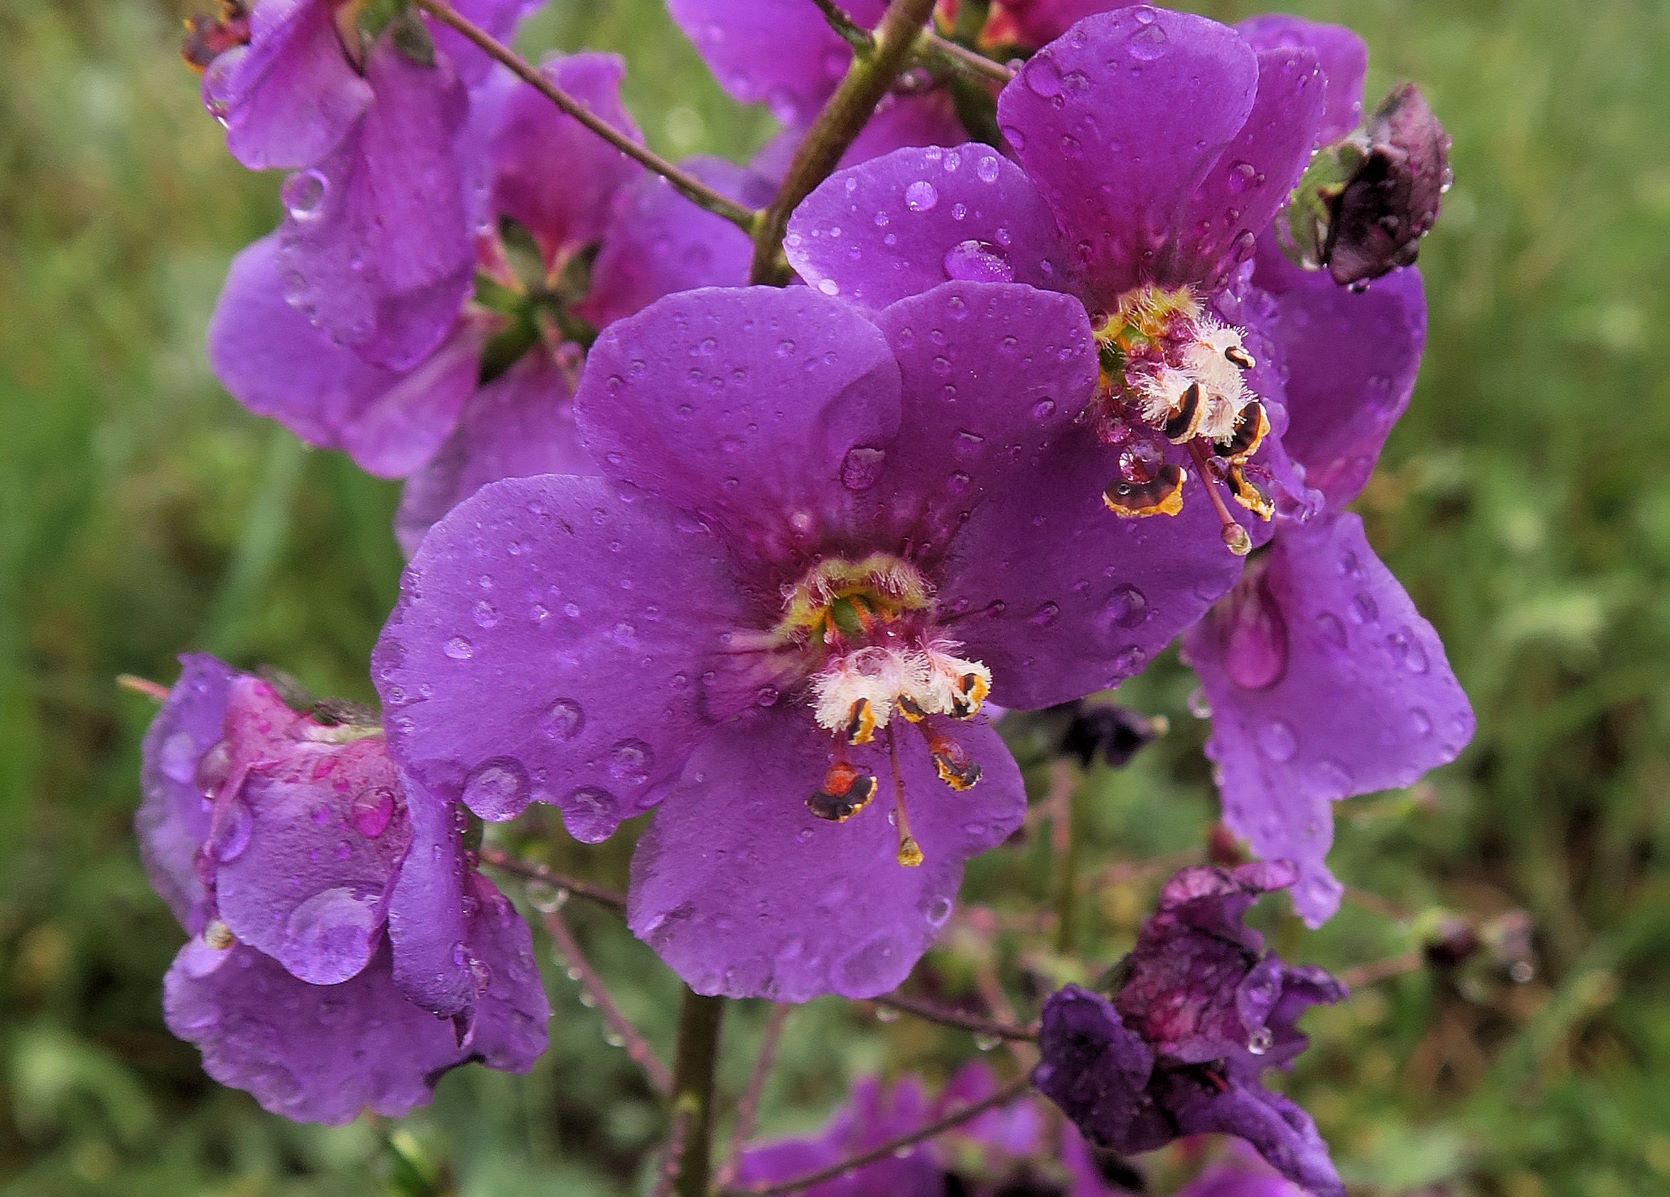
[410,0,757,230]
[668,990,728,1197]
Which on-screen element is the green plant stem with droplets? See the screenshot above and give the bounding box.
[410,0,757,230]
[749,0,944,283]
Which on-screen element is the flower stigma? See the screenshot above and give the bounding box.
[776,554,993,867]
[1091,286,1273,556]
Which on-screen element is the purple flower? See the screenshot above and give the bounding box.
[139,656,548,1124]
[374,279,1209,999]
[208,54,761,544]
[738,1062,1133,1196]
[788,8,1334,559]
[1033,863,1346,1197]
[1172,19,1472,926]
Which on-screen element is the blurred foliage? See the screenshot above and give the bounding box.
[1,0,1667,1194]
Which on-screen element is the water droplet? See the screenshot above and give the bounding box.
[1257,720,1298,762]
[563,786,616,844]
[1222,579,1289,690]
[541,698,585,742]
[1187,687,1212,719]
[1314,612,1348,650]
[471,599,500,629]
[840,445,887,491]
[200,47,243,124]
[443,636,474,661]
[1308,757,1351,796]
[942,239,1013,283]
[1387,625,1430,673]
[1247,1026,1274,1055]
[158,731,200,784]
[1350,592,1379,624]
[281,170,327,221]
[210,795,253,862]
[1128,22,1168,59]
[607,739,654,787]
[975,155,1000,183]
[461,759,530,821]
[1409,707,1433,736]
[1025,55,1062,97]
[1102,584,1149,630]
[904,181,939,213]
[1226,161,1258,194]
[280,887,380,984]
[349,787,396,838]
[1029,601,1061,627]
[816,277,840,296]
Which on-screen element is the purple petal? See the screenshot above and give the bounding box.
[870,280,1095,550]
[938,433,1244,709]
[667,0,887,124]
[787,143,1073,310]
[138,655,237,934]
[573,287,901,573]
[997,8,1258,297]
[213,739,412,985]
[375,473,757,842]
[998,0,1146,48]
[452,872,551,1071]
[1238,17,1367,143]
[278,38,473,370]
[333,321,488,478]
[163,937,521,1125]
[428,0,539,87]
[1169,46,1327,291]
[1255,243,1427,509]
[493,54,643,265]
[1032,985,1171,1155]
[1169,1084,1344,1197]
[627,706,1025,1001]
[215,0,371,171]
[580,158,769,328]
[395,348,589,556]
[1185,514,1473,924]
[386,774,474,1017]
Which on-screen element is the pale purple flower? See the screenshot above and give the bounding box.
[139,656,547,1124]
[373,280,1206,999]
[738,1062,1133,1196]
[1034,864,1346,1197]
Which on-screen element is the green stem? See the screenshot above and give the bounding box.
[668,990,727,1197]
[749,0,942,284]
[1053,761,1081,955]
[411,0,756,231]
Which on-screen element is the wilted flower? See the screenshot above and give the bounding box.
[139,656,547,1123]
[790,6,1333,557]
[738,1062,1133,1196]
[1033,863,1346,1196]
[373,279,1213,999]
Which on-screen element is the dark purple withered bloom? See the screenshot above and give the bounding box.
[669,0,966,171]
[1033,863,1346,1197]
[1178,18,1473,926]
[789,7,1334,560]
[208,54,762,549]
[139,655,548,1124]
[373,280,1200,999]
[738,1062,1133,1196]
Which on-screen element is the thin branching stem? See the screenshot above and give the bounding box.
[724,1076,1033,1196]
[412,0,757,230]
[541,906,673,1096]
[871,992,1038,1042]
[718,1005,793,1186]
[1339,950,1427,989]
[480,848,628,912]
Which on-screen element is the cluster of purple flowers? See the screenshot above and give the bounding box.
[140,0,1470,1190]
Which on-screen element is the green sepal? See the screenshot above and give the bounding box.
[386,5,435,68]
[1283,139,1366,270]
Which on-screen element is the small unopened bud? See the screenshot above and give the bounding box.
[1420,914,1480,968]
[1286,83,1452,285]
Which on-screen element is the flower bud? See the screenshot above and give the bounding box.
[1287,83,1453,286]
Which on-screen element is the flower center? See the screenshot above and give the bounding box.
[1091,286,1274,556]
[776,555,992,867]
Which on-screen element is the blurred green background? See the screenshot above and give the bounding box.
[2,0,1668,1193]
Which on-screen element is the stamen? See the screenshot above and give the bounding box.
[1104,463,1187,518]
[807,758,879,822]
[844,696,878,745]
[885,724,924,868]
[917,723,982,791]
[897,695,927,722]
[1160,383,1205,443]
[1214,400,1269,463]
[1225,465,1274,520]
[946,670,989,719]
[1187,440,1252,556]
[1224,344,1256,370]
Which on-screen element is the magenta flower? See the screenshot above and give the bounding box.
[1181,21,1473,926]
[1033,864,1345,1197]
[372,279,1211,999]
[789,7,1334,558]
[738,1062,1131,1196]
[139,656,548,1124]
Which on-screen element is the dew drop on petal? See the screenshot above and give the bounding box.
[443,636,474,660]
[606,739,654,787]
[839,445,887,491]
[461,758,530,821]
[563,787,617,844]
[942,239,1013,283]
[159,731,200,784]
[1222,583,1289,690]
[1257,720,1298,762]
[281,170,327,221]
[280,887,380,984]
[210,795,254,862]
[541,698,584,742]
[904,181,939,212]
[349,786,396,838]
